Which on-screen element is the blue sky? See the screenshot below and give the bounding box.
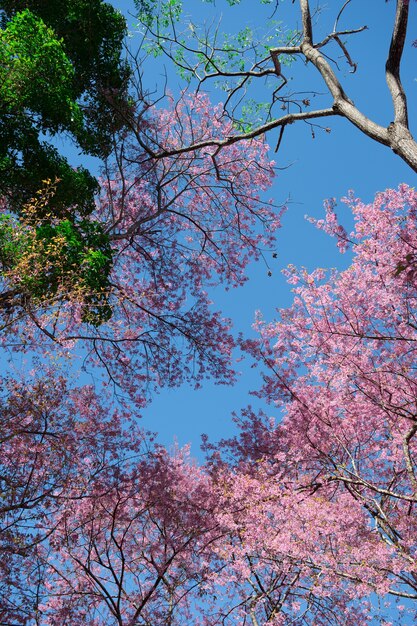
[80,0,417,456]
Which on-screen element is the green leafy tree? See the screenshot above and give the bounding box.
[0,0,131,156]
[0,9,97,214]
[0,1,130,324]
[0,1,131,212]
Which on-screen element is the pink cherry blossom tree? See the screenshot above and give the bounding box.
[0,374,147,624]
[203,463,389,625]
[212,184,417,623]
[0,55,286,622]
[0,93,281,405]
[35,448,220,625]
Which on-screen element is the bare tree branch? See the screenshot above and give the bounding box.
[386,0,410,127]
[135,0,417,174]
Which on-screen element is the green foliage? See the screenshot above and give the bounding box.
[0,10,83,132]
[135,0,183,29]
[0,184,113,326]
[234,100,273,133]
[0,0,131,155]
[0,10,89,212]
[0,1,130,213]
[32,219,113,326]
[0,1,130,324]
[0,214,27,266]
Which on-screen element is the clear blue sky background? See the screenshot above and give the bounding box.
[78,1,417,457]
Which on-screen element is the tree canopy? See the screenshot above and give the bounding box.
[0,1,131,324]
[0,0,130,210]
[2,1,417,624]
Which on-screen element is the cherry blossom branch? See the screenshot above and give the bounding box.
[153,108,336,159]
